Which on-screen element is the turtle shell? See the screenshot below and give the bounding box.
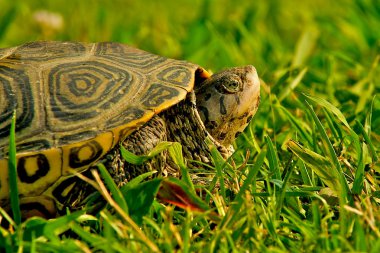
[0,41,208,214]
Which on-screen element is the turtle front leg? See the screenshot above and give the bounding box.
[65,115,169,212]
[119,115,170,183]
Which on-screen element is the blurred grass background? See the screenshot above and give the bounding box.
[0,1,378,71]
[1,0,379,131]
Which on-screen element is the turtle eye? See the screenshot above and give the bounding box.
[221,76,242,93]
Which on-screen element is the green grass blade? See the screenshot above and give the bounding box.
[234,150,266,202]
[168,142,193,190]
[298,160,313,186]
[303,93,351,129]
[207,138,228,199]
[43,211,85,242]
[70,222,110,251]
[356,119,378,163]
[8,111,21,225]
[351,139,365,194]
[0,207,17,232]
[287,140,341,194]
[0,6,16,40]
[120,146,147,165]
[220,150,266,228]
[311,200,321,232]
[364,94,375,138]
[322,108,342,141]
[97,163,128,213]
[276,154,296,214]
[353,218,367,252]
[304,100,350,201]
[265,136,281,180]
[370,239,380,253]
[278,67,308,101]
[121,171,158,190]
[292,29,319,67]
[278,105,313,146]
[122,178,162,225]
[120,141,173,165]
[23,217,48,241]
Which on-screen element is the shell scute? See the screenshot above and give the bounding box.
[0,41,200,215]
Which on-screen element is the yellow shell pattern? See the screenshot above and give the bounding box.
[0,41,200,216]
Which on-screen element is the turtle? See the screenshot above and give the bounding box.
[0,41,260,218]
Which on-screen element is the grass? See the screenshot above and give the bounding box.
[1,0,380,252]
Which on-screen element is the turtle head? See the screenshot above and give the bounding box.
[196,65,260,146]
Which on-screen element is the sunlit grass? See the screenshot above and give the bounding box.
[1,0,379,252]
